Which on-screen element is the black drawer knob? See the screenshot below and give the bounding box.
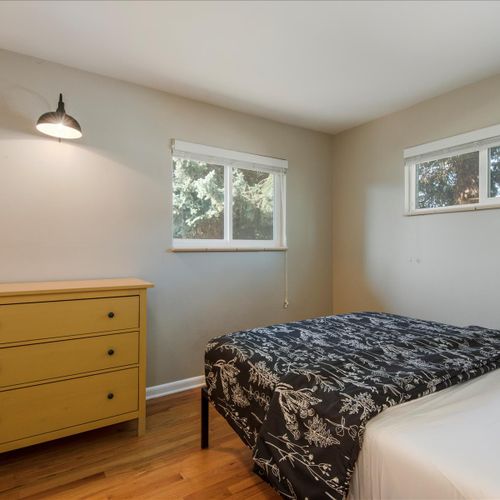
[107,349,115,356]
[107,393,114,400]
[107,312,115,319]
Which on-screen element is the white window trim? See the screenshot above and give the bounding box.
[171,140,287,251]
[404,124,500,216]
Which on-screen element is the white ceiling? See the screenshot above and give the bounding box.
[0,1,500,134]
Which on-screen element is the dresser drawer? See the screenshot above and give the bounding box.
[0,296,139,344]
[0,368,138,444]
[0,332,139,388]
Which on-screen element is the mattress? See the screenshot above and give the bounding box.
[349,368,500,500]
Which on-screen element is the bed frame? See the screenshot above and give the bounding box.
[201,386,209,449]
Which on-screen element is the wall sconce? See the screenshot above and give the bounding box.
[36,93,82,140]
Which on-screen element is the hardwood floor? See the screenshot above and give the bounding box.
[0,389,279,499]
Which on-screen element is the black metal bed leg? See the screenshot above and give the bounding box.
[201,386,209,449]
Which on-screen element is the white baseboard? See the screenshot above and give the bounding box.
[146,375,204,400]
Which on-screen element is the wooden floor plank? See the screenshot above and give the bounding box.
[0,389,279,499]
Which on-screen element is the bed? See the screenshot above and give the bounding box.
[203,312,500,500]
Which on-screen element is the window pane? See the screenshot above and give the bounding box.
[416,151,479,209]
[232,168,274,240]
[172,157,224,239]
[489,146,500,198]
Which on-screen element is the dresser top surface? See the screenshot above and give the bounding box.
[0,278,154,297]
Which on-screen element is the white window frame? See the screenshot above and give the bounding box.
[404,124,500,215]
[171,140,287,251]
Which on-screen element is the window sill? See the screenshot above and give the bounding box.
[169,247,288,253]
[405,201,500,216]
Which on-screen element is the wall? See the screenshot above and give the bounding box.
[331,74,500,329]
[0,49,333,386]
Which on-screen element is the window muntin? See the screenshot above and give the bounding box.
[171,141,286,249]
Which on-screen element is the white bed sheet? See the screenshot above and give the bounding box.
[348,368,500,500]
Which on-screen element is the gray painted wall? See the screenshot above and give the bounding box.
[331,74,500,329]
[0,49,333,387]
[3,47,498,389]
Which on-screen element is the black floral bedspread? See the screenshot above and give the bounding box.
[204,312,500,499]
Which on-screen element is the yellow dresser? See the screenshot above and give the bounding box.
[0,278,153,453]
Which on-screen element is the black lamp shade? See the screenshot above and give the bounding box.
[36,94,82,139]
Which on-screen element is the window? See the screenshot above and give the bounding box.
[416,151,479,209]
[171,140,287,250]
[405,124,500,215]
[489,146,500,198]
